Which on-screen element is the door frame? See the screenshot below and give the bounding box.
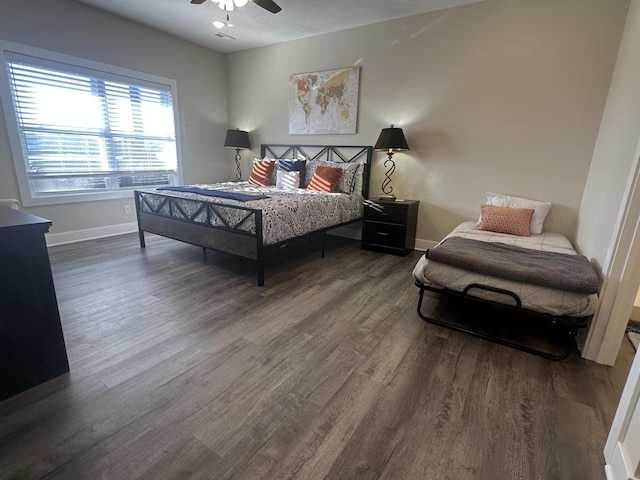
[583,138,640,365]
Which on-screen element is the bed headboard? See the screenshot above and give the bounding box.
[260,144,373,199]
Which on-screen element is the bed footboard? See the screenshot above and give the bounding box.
[135,190,266,286]
[416,281,590,361]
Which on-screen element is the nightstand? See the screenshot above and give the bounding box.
[362,198,419,256]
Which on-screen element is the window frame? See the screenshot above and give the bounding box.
[0,40,183,207]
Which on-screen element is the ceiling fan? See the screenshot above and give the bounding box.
[190,0,282,14]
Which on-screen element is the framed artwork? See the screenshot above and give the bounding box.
[288,66,360,135]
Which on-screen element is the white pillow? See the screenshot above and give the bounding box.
[276,170,301,190]
[485,192,552,235]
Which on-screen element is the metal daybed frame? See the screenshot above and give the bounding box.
[134,144,372,287]
[416,281,591,361]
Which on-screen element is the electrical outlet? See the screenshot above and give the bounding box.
[124,204,131,215]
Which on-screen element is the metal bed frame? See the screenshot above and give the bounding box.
[134,144,372,287]
[416,281,591,361]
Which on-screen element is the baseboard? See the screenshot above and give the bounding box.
[45,223,435,252]
[604,464,614,480]
[415,238,436,252]
[606,441,640,480]
[46,222,138,247]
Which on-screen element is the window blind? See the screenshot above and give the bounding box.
[5,52,178,194]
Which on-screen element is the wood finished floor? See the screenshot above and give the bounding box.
[0,233,635,480]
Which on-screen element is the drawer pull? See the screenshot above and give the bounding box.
[377,232,390,236]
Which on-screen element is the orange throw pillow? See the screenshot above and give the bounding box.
[248,160,276,186]
[307,166,342,192]
[477,204,534,236]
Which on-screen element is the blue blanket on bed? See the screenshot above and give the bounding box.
[157,186,269,202]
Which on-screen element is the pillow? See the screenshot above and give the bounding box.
[307,166,342,192]
[255,157,290,185]
[278,159,306,186]
[477,204,535,236]
[305,160,360,194]
[331,162,360,194]
[252,157,278,185]
[248,160,276,186]
[485,192,552,235]
[276,170,301,190]
[352,166,364,197]
[305,160,320,188]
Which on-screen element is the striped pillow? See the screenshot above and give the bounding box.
[307,166,342,192]
[248,160,276,186]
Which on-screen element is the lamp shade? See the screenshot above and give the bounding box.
[224,129,251,149]
[374,125,409,152]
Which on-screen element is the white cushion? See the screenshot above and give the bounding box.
[276,170,301,189]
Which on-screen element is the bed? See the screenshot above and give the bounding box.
[412,194,600,360]
[134,144,372,286]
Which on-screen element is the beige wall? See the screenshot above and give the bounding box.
[0,0,631,246]
[226,0,629,245]
[577,0,640,272]
[0,0,228,235]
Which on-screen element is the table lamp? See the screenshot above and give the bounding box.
[374,124,409,200]
[224,129,251,181]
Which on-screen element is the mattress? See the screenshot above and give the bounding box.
[138,181,363,246]
[412,221,599,317]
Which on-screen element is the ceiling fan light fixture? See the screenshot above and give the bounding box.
[211,0,250,9]
[197,0,281,14]
[212,20,226,28]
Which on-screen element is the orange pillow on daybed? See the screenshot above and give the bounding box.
[477,204,535,236]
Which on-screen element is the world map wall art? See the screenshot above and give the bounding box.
[288,66,360,135]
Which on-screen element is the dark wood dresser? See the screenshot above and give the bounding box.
[0,206,69,401]
[362,198,419,256]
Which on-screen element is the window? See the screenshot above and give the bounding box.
[0,43,181,206]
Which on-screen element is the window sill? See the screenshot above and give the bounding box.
[22,189,139,207]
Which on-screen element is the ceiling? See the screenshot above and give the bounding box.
[74,0,483,54]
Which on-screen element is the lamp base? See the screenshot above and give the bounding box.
[377,194,396,201]
[234,150,243,181]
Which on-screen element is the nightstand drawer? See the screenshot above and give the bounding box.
[363,203,408,224]
[362,222,406,248]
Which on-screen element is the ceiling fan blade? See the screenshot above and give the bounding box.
[190,0,207,4]
[251,0,281,14]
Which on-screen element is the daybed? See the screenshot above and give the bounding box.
[413,193,600,360]
[134,144,372,286]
